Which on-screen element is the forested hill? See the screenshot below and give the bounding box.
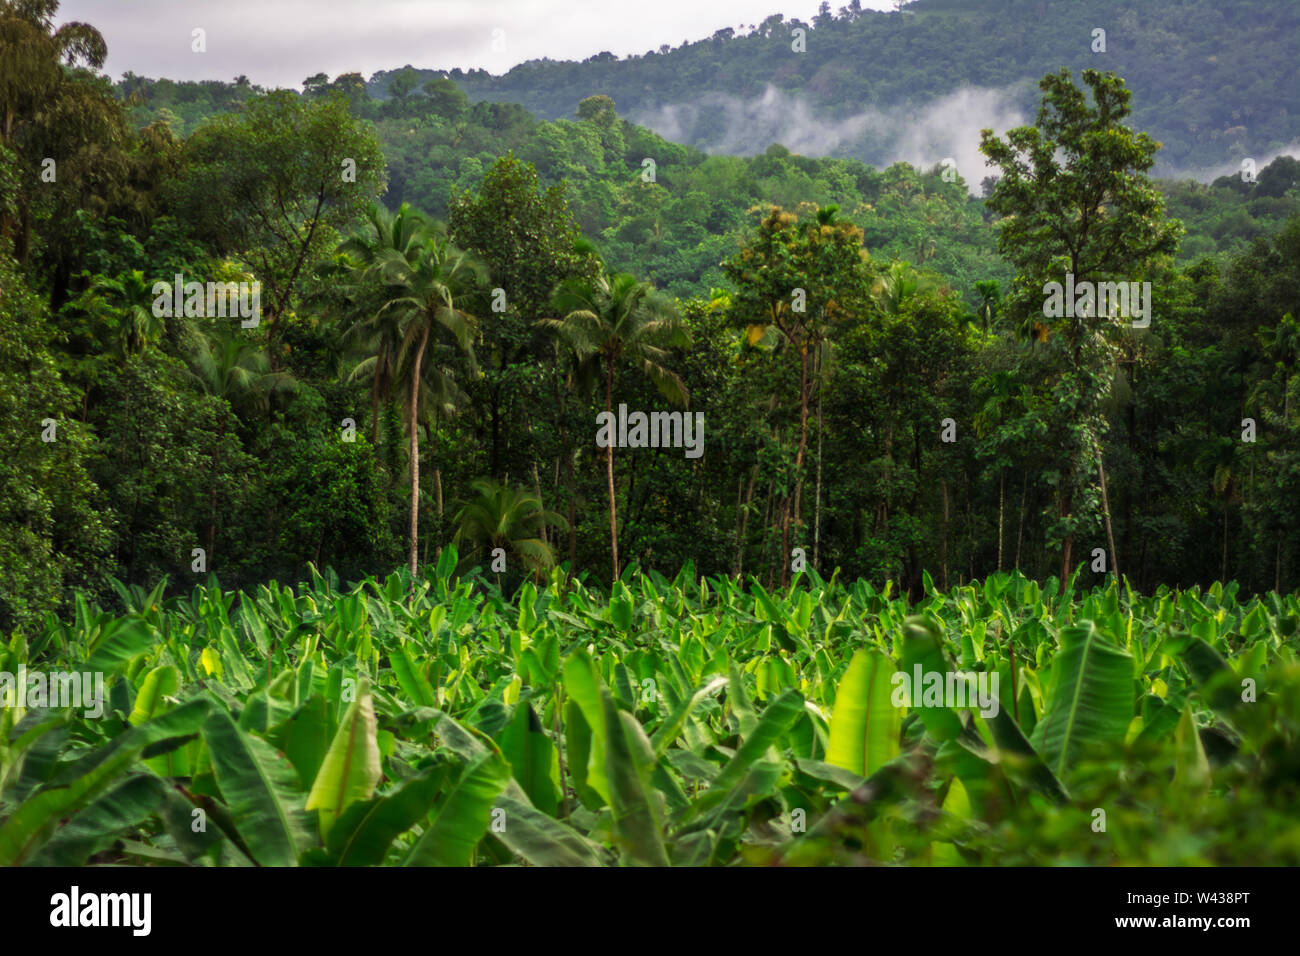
[118,72,1300,303]
[368,0,1299,177]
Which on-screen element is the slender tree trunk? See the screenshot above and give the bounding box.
[207,421,224,570]
[1059,477,1074,582]
[779,349,814,589]
[760,479,775,589]
[604,359,619,582]
[813,367,824,571]
[1276,534,1282,594]
[434,467,444,559]
[1015,472,1027,571]
[1099,451,1118,581]
[735,465,757,578]
[565,449,577,575]
[532,460,547,549]
[997,472,1005,572]
[1221,500,1229,583]
[940,475,949,590]
[408,323,430,581]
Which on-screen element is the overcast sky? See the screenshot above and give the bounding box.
[56,1,894,89]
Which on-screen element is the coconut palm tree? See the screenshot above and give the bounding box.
[373,231,485,580]
[452,478,569,581]
[333,203,431,443]
[544,270,689,581]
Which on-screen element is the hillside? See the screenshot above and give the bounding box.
[369,0,1300,178]
[118,74,1300,305]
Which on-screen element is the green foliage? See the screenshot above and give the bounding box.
[0,252,110,632]
[3,563,1298,866]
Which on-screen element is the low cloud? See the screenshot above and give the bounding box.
[632,84,1031,193]
[1156,143,1300,184]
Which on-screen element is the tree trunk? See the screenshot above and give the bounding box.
[565,449,577,575]
[780,348,813,589]
[1276,534,1282,594]
[1098,451,1119,581]
[604,359,620,582]
[997,472,1005,572]
[791,345,811,540]
[1059,475,1074,582]
[1221,500,1229,583]
[735,465,757,578]
[408,322,431,581]
[434,467,444,559]
[813,368,824,571]
[940,475,949,591]
[760,479,775,589]
[532,460,547,549]
[1015,472,1027,571]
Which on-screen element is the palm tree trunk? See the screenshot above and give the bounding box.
[566,450,577,575]
[997,471,1005,572]
[813,365,824,570]
[940,475,949,591]
[408,323,431,581]
[1015,472,1027,571]
[434,467,444,559]
[604,358,620,581]
[1099,450,1118,581]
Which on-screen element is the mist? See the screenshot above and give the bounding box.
[634,84,1300,193]
[1155,143,1300,184]
[632,84,1032,194]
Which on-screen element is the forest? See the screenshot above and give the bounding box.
[1,0,1298,871]
[7,5,1300,628]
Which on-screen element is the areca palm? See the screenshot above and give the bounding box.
[452,478,569,580]
[544,270,689,581]
[374,232,484,580]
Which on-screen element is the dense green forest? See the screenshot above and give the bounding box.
[369,0,1300,177]
[4,0,1300,640]
[3,0,1300,878]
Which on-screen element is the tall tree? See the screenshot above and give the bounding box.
[333,202,431,443]
[724,205,872,585]
[545,270,689,581]
[373,230,484,579]
[980,69,1182,582]
[448,152,590,480]
[174,91,386,354]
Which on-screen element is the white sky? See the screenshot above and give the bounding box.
[57,1,895,89]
